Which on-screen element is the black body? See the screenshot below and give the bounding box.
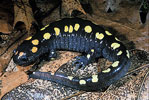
[13,18,131,91]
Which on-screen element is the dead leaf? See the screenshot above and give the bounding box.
[13,0,37,31]
[0,71,28,99]
[61,0,86,16]
[0,31,27,73]
[0,20,12,34]
[16,64,33,72]
[0,52,12,73]
[40,51,80,73]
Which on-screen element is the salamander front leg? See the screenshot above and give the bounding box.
[72,50,96,71]
[44,50,57,61]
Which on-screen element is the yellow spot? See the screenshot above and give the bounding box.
[64,25,68,32]
[105,31,112,36]
[54,27,60,36]
[91,49,94,53]
[15,51,18,55]
[31,47,38,53]
[79,80,86,85]
[69,25,73,33]
[112,61,119,67]
[84,25,92,33]
[40,24,49,31]
[111,43,120,49]
[45,24,49,28]
[92,75,98,83]
[68,76,73,80]
[102,68,111,73]
[19,52,24,57]
[74,23,80,31]
[32,39,39,45]
[117,50,123,56]
[126,50,130,58]
[87,54,90,59]
[18,52,25,59]
[43,33,51,40]
[96,32,104,40]
[115,37,120,41]
[40,27,45,31]
[51,58,55,60]
[25,36,32,40]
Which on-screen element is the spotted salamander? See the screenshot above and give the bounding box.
[13,18,130,91]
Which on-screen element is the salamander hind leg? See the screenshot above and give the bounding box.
[72,51,96,71]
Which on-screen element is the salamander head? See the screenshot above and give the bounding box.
[13,36,46,66]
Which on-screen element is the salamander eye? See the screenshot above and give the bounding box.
[20,56,28,61]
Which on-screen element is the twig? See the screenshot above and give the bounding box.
[61,91,86,100]
[100,85,113,98]
[126,64,149,76]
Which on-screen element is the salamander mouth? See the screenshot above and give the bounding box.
[13,54,40,67]
[13,58,37,67]
[13,51,48,67]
